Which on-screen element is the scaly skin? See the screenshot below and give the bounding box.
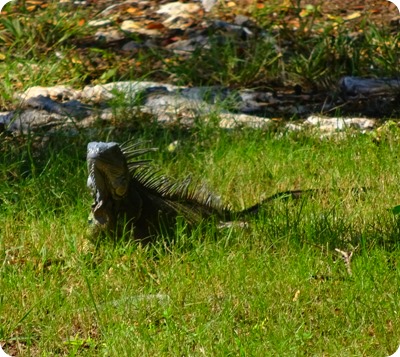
[87,141,228,241]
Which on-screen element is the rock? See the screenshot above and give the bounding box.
[234,15,250,26]
[4,80,386,136]
[305,116,376,132]
[156,2,200,17]
[82,81,180,102]
[16,85,81,101]
[59,0,87,5]
[0,111,14,130]
[211,20,253,37]
[94,29,125,42]
[120,20,162,36]
[121,41,142,52]
[88,19,112,27]
[218,113,272,129]
[339,76,400,97]
[24,96,90,118]
[5,110,69,133]
[201,0,217,12]
[99,1,145,17]
[166,35,209,53]
[179,86,235,106]
[285,123,303,131]
[143,90,213,124]
[156,2,200,25]
[81,85,114,102]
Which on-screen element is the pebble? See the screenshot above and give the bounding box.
[88,19,112,27]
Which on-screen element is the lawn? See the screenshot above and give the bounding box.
[2,128,400,356]
[1,1,400,356]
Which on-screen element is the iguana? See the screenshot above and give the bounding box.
[86,141,343,242]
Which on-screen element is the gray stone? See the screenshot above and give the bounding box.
[166,36,209,53]
[88,19,112,27]
[95,29,125,42]
[201,0,217,12]
[157,2,200,26]
[121,41,142,52]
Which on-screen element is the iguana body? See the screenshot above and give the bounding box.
[87,141,233,241]
[86,141,333,241]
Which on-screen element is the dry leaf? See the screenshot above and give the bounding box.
[0,53,5,61]
[126,7,140,15]
[288,19,300,28]
[147,22,165,30]
[344,12,361,21]
[326,14,344,23]
[26,5,37,11]
[299,9,309,18]
[292,290,300,302]
[78,19,85,26]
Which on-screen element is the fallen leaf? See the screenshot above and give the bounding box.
[288,19,300,28]
[147,22,165,30]
[326,14,344,23]
[78,19,85,26]
[369,9,380,14]
[292,290,300,302]
[300,4,316,17]
[126,7,141,15]
[299,9,308,18]
[26,5,37,11]
[344,12,361,21]
[0,53,5,61]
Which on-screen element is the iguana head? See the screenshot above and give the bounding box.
[87,141,130,235]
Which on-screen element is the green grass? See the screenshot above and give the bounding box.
[1,127,400,356]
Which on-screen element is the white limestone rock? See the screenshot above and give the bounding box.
[16,86,81,101]
[305,116,376,132]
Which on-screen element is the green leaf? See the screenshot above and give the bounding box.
[99,67,117,81]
